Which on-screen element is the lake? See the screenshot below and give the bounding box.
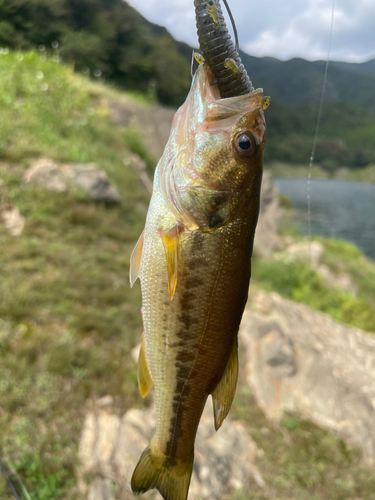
[274,178,375,260]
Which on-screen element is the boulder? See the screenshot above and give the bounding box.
[253,172,282,257]
[78,398,265,500]
[24,158,121,203]
[240,290,375,462]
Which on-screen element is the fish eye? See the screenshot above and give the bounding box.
[234,132,259,158]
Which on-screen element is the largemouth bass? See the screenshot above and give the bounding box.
[130,1,267,499]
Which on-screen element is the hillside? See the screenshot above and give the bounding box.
[240,51,375,114]
[332,58,375,75]
[0,0,191,106]
[1,0,375,170]
[1,51,375,499]
[0,51,149,499]
[239,51,375,169]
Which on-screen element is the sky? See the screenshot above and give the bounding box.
[126,0,375,63]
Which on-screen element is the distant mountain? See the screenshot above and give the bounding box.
[331,59,375,75]
[239,51,375,116]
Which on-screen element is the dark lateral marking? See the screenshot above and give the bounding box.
[185,276,204,288]
[164,232,207,459]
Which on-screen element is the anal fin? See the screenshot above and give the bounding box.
[158,223,182,300]
[130,229,145,287]
[138,334,153,397]
[211,338,239,431]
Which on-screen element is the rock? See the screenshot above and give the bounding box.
[240,290,375,462]
[24,158,121,203]
[62,163,121,203]
[253,172,282,257]
[24,158,67,192]
[78,399,264,499]
[285,240,324,267]
[1,204,25,236]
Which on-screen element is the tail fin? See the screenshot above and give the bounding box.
[131,445,193,500]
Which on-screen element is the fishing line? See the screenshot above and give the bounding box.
[222,0,240,52]
[307,0,335,273]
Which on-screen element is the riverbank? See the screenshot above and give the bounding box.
[266,161,375,183]
[1,52,375,500]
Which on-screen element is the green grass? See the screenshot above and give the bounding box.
[266,161,375,183]
[0,51,150,498]
[265,161,329,179]
[252,238,375,333]
[334,164,375,183]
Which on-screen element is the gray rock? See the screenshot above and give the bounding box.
[240,290,375,462]
[62,163,121,203]
[24,158,121,203]
[253,172,282,257]
[78,399,265,500]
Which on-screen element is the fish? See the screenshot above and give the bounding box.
[130,1,267,499]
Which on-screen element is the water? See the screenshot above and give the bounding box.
[274,178,375,260]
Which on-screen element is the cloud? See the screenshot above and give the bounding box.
[126,0,375,62]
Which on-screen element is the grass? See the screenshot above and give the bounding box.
[252,237,375,333]
[266,161,375,183]
[334,164,375,183]
[0,51,150,498]
[265,161,329,179]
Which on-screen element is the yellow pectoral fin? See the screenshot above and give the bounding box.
[211,338,239,431]
[138,334,153,397]
[130,229,145,287]
[158,223,182,300]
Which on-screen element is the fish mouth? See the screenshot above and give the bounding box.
[194,0,253,98]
